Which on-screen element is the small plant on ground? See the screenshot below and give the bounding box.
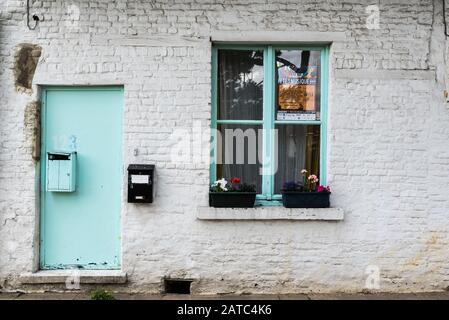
[89,288,116,300]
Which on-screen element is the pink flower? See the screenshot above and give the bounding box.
[308,175,319,183]
[317,185,331,193]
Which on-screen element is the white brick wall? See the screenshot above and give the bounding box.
[1,0,449,293]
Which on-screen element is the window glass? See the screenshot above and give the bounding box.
[275,50,321,121]
[218,50,264,120]
[274,125,320,194]
[216,124,263,193]
[212,46,327,203]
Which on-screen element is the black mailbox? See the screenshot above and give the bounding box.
[127,164,155,203]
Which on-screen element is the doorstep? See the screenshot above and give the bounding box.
[20,270,127,285]
[197,206,344,221]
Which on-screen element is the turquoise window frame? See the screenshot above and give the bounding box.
[211,44,329,206]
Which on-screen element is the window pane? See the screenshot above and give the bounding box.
[218,50,264,120]
[216,124,262,193]
[274,125,320,194]
[275,50,321,121]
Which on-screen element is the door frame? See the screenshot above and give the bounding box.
[39,86,124,270]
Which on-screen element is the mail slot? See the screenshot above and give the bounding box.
[46,151,77,192]
[127,164,155,203]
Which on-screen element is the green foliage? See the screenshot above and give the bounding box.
[238,183,257,192]
[210,183,225,193]
[89,288,116,300]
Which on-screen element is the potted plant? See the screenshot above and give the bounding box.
[209,177,257,208]
[281,170,331,208]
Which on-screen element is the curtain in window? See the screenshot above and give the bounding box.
[218,50,263,120]
[274,125,320,194]
[217,50,264,192]
[217,124,262,193]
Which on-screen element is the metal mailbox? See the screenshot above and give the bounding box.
[46,151,77,192]
[127,164,155,203]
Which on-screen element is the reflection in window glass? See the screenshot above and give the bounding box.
[218,50,264,120]
[274,125,320,194]
[275,50,321,121]
[216,124,263,193]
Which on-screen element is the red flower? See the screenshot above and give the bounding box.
[230,177,241,184]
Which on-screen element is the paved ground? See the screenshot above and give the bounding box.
[1,292,449,300]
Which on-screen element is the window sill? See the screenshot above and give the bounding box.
[197,206,344,221]
[20,270,127,285]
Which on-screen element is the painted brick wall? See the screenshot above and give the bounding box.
[1,0,449,293]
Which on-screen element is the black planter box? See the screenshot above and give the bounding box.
[281,191,330,208]
[209,192,257,208]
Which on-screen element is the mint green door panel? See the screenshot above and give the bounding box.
[41,87,123,269]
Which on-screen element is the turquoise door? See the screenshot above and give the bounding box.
[40,87,123,270]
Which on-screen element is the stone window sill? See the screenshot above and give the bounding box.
[20,270,127,285]
[197,207,344,221]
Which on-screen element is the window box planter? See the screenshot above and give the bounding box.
[209,192,257,208]
[281,191,330,208]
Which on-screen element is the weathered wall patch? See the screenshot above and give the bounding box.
[13,44,42,93]
[23,100,41,161]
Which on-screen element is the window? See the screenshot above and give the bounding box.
[211,45,329,205]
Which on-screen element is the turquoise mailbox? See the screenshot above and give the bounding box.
[46,151,77,192]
